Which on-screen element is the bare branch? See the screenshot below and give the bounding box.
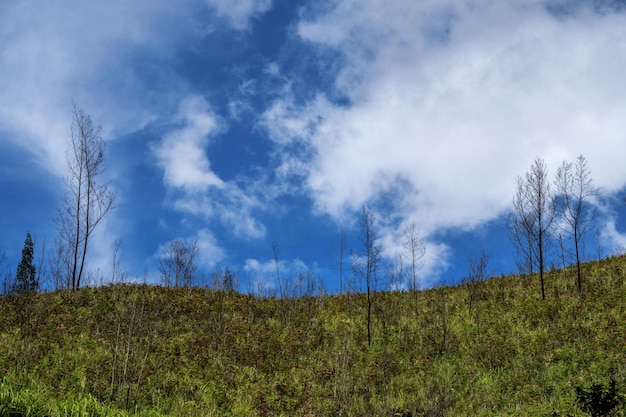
[56,102,116,290]
[510,157,555,300]
[554,154,599,295]
[158,239,199,288]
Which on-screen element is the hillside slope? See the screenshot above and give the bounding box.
[0,256,625,416]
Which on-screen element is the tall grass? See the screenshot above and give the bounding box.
[0,256,624,416]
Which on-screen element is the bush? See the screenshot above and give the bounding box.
[576,379,624,417]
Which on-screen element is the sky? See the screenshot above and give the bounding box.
[1,0,626,293]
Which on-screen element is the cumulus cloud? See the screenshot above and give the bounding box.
[154,97,224,192]
[263,0,626,282]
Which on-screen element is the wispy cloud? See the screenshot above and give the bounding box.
[204,0,273,30]
[0,0,274,176]
[0,0,276,265]
[154,95,274,240]
[599,218,626,257]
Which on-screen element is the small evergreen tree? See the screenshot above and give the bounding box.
[223,268,234,292]
[12,232,37,295]
[576,379,624,417]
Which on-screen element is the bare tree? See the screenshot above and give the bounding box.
[0,249,11,295]
[158,239,199,287]
[554,155,599,296]
[110,239,127,284]
[387,250,404,291]
[49,238,71,290]
[594,227,604,261]
[35,237,47,291]
[403,222,425,293]
[556,232,568,292]
[463,249,490,320]
[510,178,535,282]
[352,207,383,349]
[511,158,555,300]
[336,226,347,294]
[56,103,116,290]
[272,241,282,297]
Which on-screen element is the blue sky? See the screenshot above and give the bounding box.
[2,0,626,293]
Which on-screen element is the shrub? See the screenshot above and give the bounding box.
[576,379,624,417]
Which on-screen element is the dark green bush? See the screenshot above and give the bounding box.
[576,379,624,417]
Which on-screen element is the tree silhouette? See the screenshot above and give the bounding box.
[12,232,37,295]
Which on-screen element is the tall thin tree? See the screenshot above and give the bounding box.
[56,103,116,290]
[272,241,282,297]
[337,226,347,294]
[403,222,425,293]
[554,155,599,296]
[510,178,536,280]
[0,250,9,295]
[511,158,555,300]
[352,207,382,349]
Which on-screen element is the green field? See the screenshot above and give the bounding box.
[1,256,625,416]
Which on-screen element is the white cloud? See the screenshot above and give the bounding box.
[165,182,269,240]
[0,0,273,176]
[265,0,626,276]
[598,217,626,257]
[0,1,188,174]
[195,228,227,267]
[154,95,272,240]
[0,0,278,254]
[204,0,273,30]
[154,96,224,192]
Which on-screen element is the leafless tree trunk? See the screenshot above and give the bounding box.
[387,250,404,291]
[337,226,347,294]
[352,207,382,349]
[511,158,555,300]
[463,249,490,321]
[110,239,127,284]
[557,233,568,293]
[158,239,199,287]
[56,102,116,290]
[510,178,535,282]
[554,155,599,296]
[403,222,425,293]
[272,241,282,297]
[0,250,10,295]
[49,239,68,290]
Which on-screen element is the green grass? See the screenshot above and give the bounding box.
[0,256,625,416]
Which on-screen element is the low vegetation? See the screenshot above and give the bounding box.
[1,255,625,416]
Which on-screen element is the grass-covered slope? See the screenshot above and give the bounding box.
[0,256,625,416]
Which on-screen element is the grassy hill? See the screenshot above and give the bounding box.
[0,256,625,416]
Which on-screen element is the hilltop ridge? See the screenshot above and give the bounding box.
[0,255,625,416]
